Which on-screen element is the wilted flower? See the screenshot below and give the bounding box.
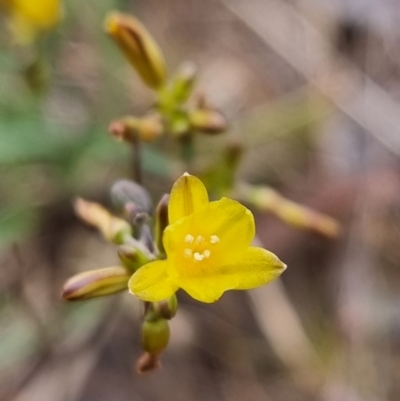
[129,173,286,303]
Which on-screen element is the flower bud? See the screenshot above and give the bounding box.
[74,198,131,244]
[153,294,178,320]
[61,266,130,301]
[110,180,153,216]
[154,194,169,255]
[105,12,167,90]
[109,114,164,143]
[189,108,227,134]
[246,185,341,238]
[117,241,154,272]
[141,318,170,354]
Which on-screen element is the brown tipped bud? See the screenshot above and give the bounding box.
[141,318,170,354]
[153,294,178,320]
[117,241,154,272]
[136,352,161,374]
[61,266,130,301]
[189,108,227,134]
[170,61,197,103]
[109,114,164,143]
[105,12,167,90]
[74,198,131,244]
[154,194,169,255]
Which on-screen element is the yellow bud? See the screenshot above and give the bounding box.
[247,185,341,238]
[74,198,131,244]
[7,0,61,44]
[61,266,130,301]
[189,108,227,135]
[109,114,163,143]
[105,12,167,90]
[141,318,170,354]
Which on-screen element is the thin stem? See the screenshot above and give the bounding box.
[131,131,143,184]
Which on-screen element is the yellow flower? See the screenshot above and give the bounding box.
[129,173,286,303]
[5,0,61,43]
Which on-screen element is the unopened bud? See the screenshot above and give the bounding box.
[61,266,130,301]
[246,185,341,238]
[153,294,178,320]
[74,198,131,244]
[141,318,170,354]
[109,114,163,143]
[105,12,167,90]
[189,108,227,134]
[111,180,153,216]
[118,241,154,272]
[155,194,169,255]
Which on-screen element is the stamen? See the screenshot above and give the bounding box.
[203,249,211,258]
[184,248,193,258]
[210,235,220,244]
[196,235,204,244]
[194,252,204,261]
[184,234,194,244]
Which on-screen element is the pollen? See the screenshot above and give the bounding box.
[195,235,204,244]
[184,234,194,244]
[184,248,193,258]
[210,235,220,244]
[194,252,204,261]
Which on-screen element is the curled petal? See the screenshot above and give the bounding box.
[168,173,208,224]
[129,260,178,302]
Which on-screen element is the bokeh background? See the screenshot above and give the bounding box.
[2,0,400,400]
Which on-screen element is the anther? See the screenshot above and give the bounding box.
[210,235,220,244]
[196,235,204,244]
[184,234,194,244]
[194,252,204,261]
[184,248,193,258]
[203,249,211,258]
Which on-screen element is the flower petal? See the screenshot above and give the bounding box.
[176,247,286,303]
[194,198,255,262]
[168,173,209,224]
[163,198,255,275]
[231,246,286,290]
[128,260,178,302]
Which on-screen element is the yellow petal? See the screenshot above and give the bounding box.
[13,0,61,29]
[128,260,178,302]
[194,198,255,263]
[164,197,255,270]
[168,173,209,224]
[177,247,286,303]
[232,246,286,289]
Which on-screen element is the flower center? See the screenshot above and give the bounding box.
[183,233,220,262]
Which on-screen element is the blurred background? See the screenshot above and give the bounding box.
[2,0,400,400]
